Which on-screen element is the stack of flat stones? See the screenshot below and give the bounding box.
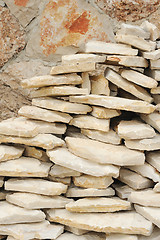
[1,20,160,240]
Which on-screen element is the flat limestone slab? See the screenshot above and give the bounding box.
[146,151,160,172]
[82,41,138,56]
[0,177,4,188]
[81,72,91,93]
[32,97,92,114]
[5,178,68,196]
[91,106,121,119]
[0,201,45,224]
[115,34,156,51]
[69,95,156,114]
[140,112,160,133]
[21,73,82,88]
[125,134,160,151]
[50,165,81,178]
[91,75,110,95]
[154,182,160,192]
[31,86,89,98]
[47,208,153,236]
[6,192,72,209]
[48,176,71,185]
[150,59,160,69]
[56,232,104,240]
[117,23,150,39]
[81,129,121,145]
[105,68,152,102]
[121,69,157,88]
[118,169,153,190]
[139,227,160,240]
[69,115,110,132]
[0,157,52,177]
[0,144,24,162]
[66,186,115,198]
[151,86,160,94]
[64,226,89,236]
[0,133,64,150]
[106,233,138,240]
[142,49,160,60]
[47,147,119,177]
[65,137,145,166]
[113,184,136,200]
[128,162,160,182]
[129,189,160,207]
[24,146,48,162]
[149,70,160,81]
[62,53,106,64]
[117,120,156,140]
[50,62,96,75]
[73,175,113,189]
[65,197,131,213]
[141,20,160,41]
[135,204,160,228]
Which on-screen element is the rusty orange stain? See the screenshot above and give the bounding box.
[14,0,29,7]
[68,11,90,34]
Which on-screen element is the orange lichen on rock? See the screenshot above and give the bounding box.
[14,0,29,7]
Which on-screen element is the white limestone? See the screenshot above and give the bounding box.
[49,165,81,178]
[149,70,160,81]
[141,112,160,133]
[106,233,138,240]
[81,72,91,93]
[91,75,110,95]
[117,23,150,39]
[113,184,136,200]
[139,227,160,240]
[146,151,160,172]
[154,182,160,192]
[61,53,106,64]
[141,20,160,41]
[64,226,89,236]
[142,49,160,60]
[48,176,71,185]
[150,59,160,69]
[91,106,121,119]
[151,86,160,94]
[0,144,24,162]
[0,177,4,188]
[56,232,104,240]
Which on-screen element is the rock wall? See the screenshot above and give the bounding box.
[0,0,160,120]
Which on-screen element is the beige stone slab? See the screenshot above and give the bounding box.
[105,69,152,103]
[32,97,92,114]
[150,59,160,69]
[91,75,110,95]
[141,112,160,133]
[18,105,72,123]
[66,186,115,198]
[151,86,160,94]
[128,162,160,182]
[48,176,71,185]
[66,131,88,139]
[109,82,118,97]
[135,204,160,228]
[0,144,24,162]
[81,129,121,145]
[91,106,121,119]
[106,55,148,68]
[0,190,6,200]
[0,157,52,178]
[64,226,89,236]
[118,169,153,190]
[82,41,138,55]
[62,54,106,64]
[129,189,160,207]
[6,192,72,210]
[0,177,4,188]
[149,70,160,81]
[117,120,156,140]
[125,134,160,151]
[47,148,119,177]
[50,62,96,75]
[5,178,68,196]
[121,69,157,88]
[24,146,49,162]
[69,95,156,114]
[106,233,138,240]
[21,73,82,89]
[73,175,113,189]
[115,34,156,52]
[139,227,160,240]
[117,23,150,39]
[0,201,45,224]
[141,20,160,41]
[69,115,110,132]
[0,133,64,150]
[65,137,145,166]
[154,182,160,192]
[66,197,131,213]
[142,49,160,60]
[50,165,81,178]
[81,72,91,93]
[56,232,104,240]
[31,85,89,98]
[47,208,153,236]
[113,184,136,200]
[146,151,160,172]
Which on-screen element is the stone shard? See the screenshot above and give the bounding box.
[73,175,113,189]
[62,54,106,64]
[47,147,119,178]
[31,86,89,98]
[47,208,153,236]
[0,133,64,150]
[56,232,103,240]
[117,23,150,39]
[106,233,138,240]
[154,182,160,192]
[0,156,52,177]
[141,112,160,133]
[146,151,160,172]
[121,69,157,88]
[113,184,136,200]
[64,226,89,236]
[5,178,68,196]
[69,115,110,132]
[148,70,160,81]
[151,87,160,94]
[81,72,91,93]
[0,144,24,162]
[105,68,152,103]
[82,41,138,55]
[69,95,156,114]
[135,204,160,228]
[6,192,72,210]
[0,177,4,188]
[139,227,160,240]
[91,106,121,119]
[142,49,160,60]
[21,73,82,89]
[91,75,110,95]
[18,105,72,123]
[0,201,45,224]
[65,197,131,213]
[141,20,160,41]
[125,134,160,151]
[50,165,81,178]
[66,186,115,198]
[150,59,160,69]
[117,120,156,140]
[115,34,156,52]
[65,137,145,166]
[81,129,121,145]
[50,62,96,75]
[118,168,153,190]
[32,97,92,114]
[129,189,160,207]
[48,176,71,186]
